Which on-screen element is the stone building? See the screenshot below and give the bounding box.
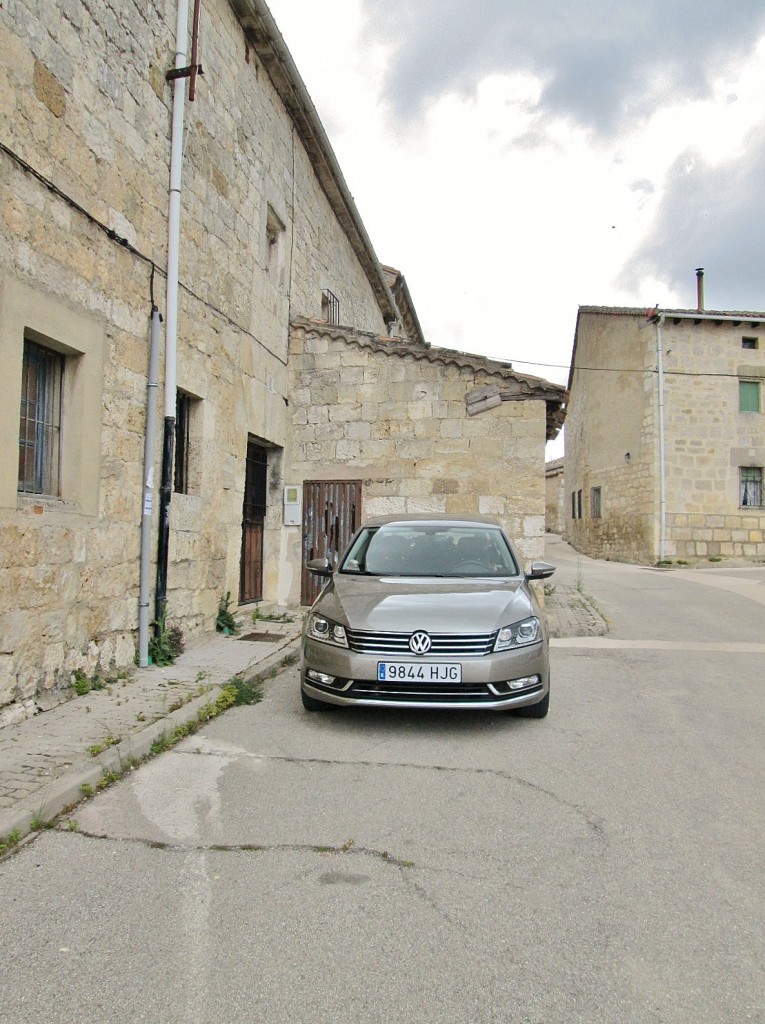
[284,320,565,605]
[1,0,563,722]
[565,305,765,564]
[544,458,565,535]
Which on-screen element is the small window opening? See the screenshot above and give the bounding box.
[321,289,340,326]
[590,486,602,519]
[742,337,759,350]
[740,467,763,507]
[18,338,64,496]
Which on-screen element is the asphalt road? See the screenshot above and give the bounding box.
[2,545,763,1024]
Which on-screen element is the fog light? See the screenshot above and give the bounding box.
[509,675,539,690]
[307,669,335,685]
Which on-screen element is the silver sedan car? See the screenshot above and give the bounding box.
[301,514,555,716]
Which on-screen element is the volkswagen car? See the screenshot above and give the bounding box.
[300,514,555,716]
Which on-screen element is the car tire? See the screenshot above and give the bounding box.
[301,686,334,712]
[513,681,550,719]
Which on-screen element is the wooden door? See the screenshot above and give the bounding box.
[240,439,267,603]
[301,480,362,605]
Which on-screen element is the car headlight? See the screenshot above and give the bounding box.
[307,613,349,648]
[494,616,541,651]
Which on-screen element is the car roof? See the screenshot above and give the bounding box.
[358,514,503,529]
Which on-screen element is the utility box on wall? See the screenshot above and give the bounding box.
[284,485,302,527]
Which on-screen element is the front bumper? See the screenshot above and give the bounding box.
[301,637,549,710]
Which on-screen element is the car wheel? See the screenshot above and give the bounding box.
[301,686,334,712]
[513,681,549,719]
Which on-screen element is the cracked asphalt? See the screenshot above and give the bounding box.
[1,548,764,1024]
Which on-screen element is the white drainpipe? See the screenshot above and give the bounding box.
[655,315,667,561]
[165,0,189,419]
[155,0,190,625]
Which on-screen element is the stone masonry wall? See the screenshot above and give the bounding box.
[284,323,549,606]
[565,310,657,563]
[0,0,400,720]
[660,319,765,560]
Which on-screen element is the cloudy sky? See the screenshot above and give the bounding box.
[265,0,765,454]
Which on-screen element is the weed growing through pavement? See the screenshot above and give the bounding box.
[87,734,120,757]
[29,813,53,832]
[252,607,294,624]
[0,830,22,855]
[216,592,240,635]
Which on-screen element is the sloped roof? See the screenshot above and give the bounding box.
[228,0,400,327]
[292,317,567,440]
[569,303,765,390]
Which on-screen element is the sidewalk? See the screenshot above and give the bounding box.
[0,615,305,844]
[0,563,608,846]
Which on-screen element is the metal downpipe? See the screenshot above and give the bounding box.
[155,0,190,626]
[138,307,162,665]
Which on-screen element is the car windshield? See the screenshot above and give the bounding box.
[340,524,520,577]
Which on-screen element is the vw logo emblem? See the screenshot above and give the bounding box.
[409,631,432,655]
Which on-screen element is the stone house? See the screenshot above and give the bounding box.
[544,458,565,535]
[0,0,563,722]
[565,305,765,564]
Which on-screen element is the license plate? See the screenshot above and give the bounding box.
[377,662,462,682]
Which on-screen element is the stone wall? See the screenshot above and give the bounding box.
[566,308,765,565]
[283,322,549,605]
[564,309,657,563]
[660,319,765,559]
[544,460,564,534]
[0,0,401,720]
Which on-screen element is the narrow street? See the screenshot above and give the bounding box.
[2,541,763,1024]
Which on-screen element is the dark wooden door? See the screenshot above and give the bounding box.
[301,480,362,605]
[240,439,267,603]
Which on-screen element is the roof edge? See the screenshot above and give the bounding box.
[228,0,400,326]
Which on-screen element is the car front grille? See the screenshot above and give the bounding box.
[345,628,497,657]
[349,680,495,702]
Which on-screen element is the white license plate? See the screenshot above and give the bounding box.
[377,662,462,682]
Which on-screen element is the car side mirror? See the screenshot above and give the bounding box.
[306,557,333,578]
[527,561,556,580]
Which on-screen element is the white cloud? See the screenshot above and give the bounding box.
[265,0,765,457]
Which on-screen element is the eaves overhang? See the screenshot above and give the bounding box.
[227,0,400,326]
[292,318,567,441]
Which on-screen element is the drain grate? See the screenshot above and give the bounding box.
[238,632,285,643]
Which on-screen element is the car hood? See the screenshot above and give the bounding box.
[313,575,537,633]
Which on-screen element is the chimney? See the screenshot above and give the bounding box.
[696,267,705,311]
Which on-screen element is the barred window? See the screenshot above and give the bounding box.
[577,489,583,520]
[18,339,64,496]
[590,486,602,518]
[321,288,340,326]
[740,467,763,507]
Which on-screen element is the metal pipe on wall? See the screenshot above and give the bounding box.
[156,0,190,625]
[655,315,667,561]
[138,307,162,665]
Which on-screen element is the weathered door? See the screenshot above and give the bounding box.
[240,438,267,603]
[301,480,362,605]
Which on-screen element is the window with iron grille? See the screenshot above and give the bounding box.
[321,288,340,326]
[740,467,763,507]
[590,486,602,518]
[739,379,761,413]
[18,338,64,496]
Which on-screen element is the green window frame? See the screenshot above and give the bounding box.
[739,380,761,413]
